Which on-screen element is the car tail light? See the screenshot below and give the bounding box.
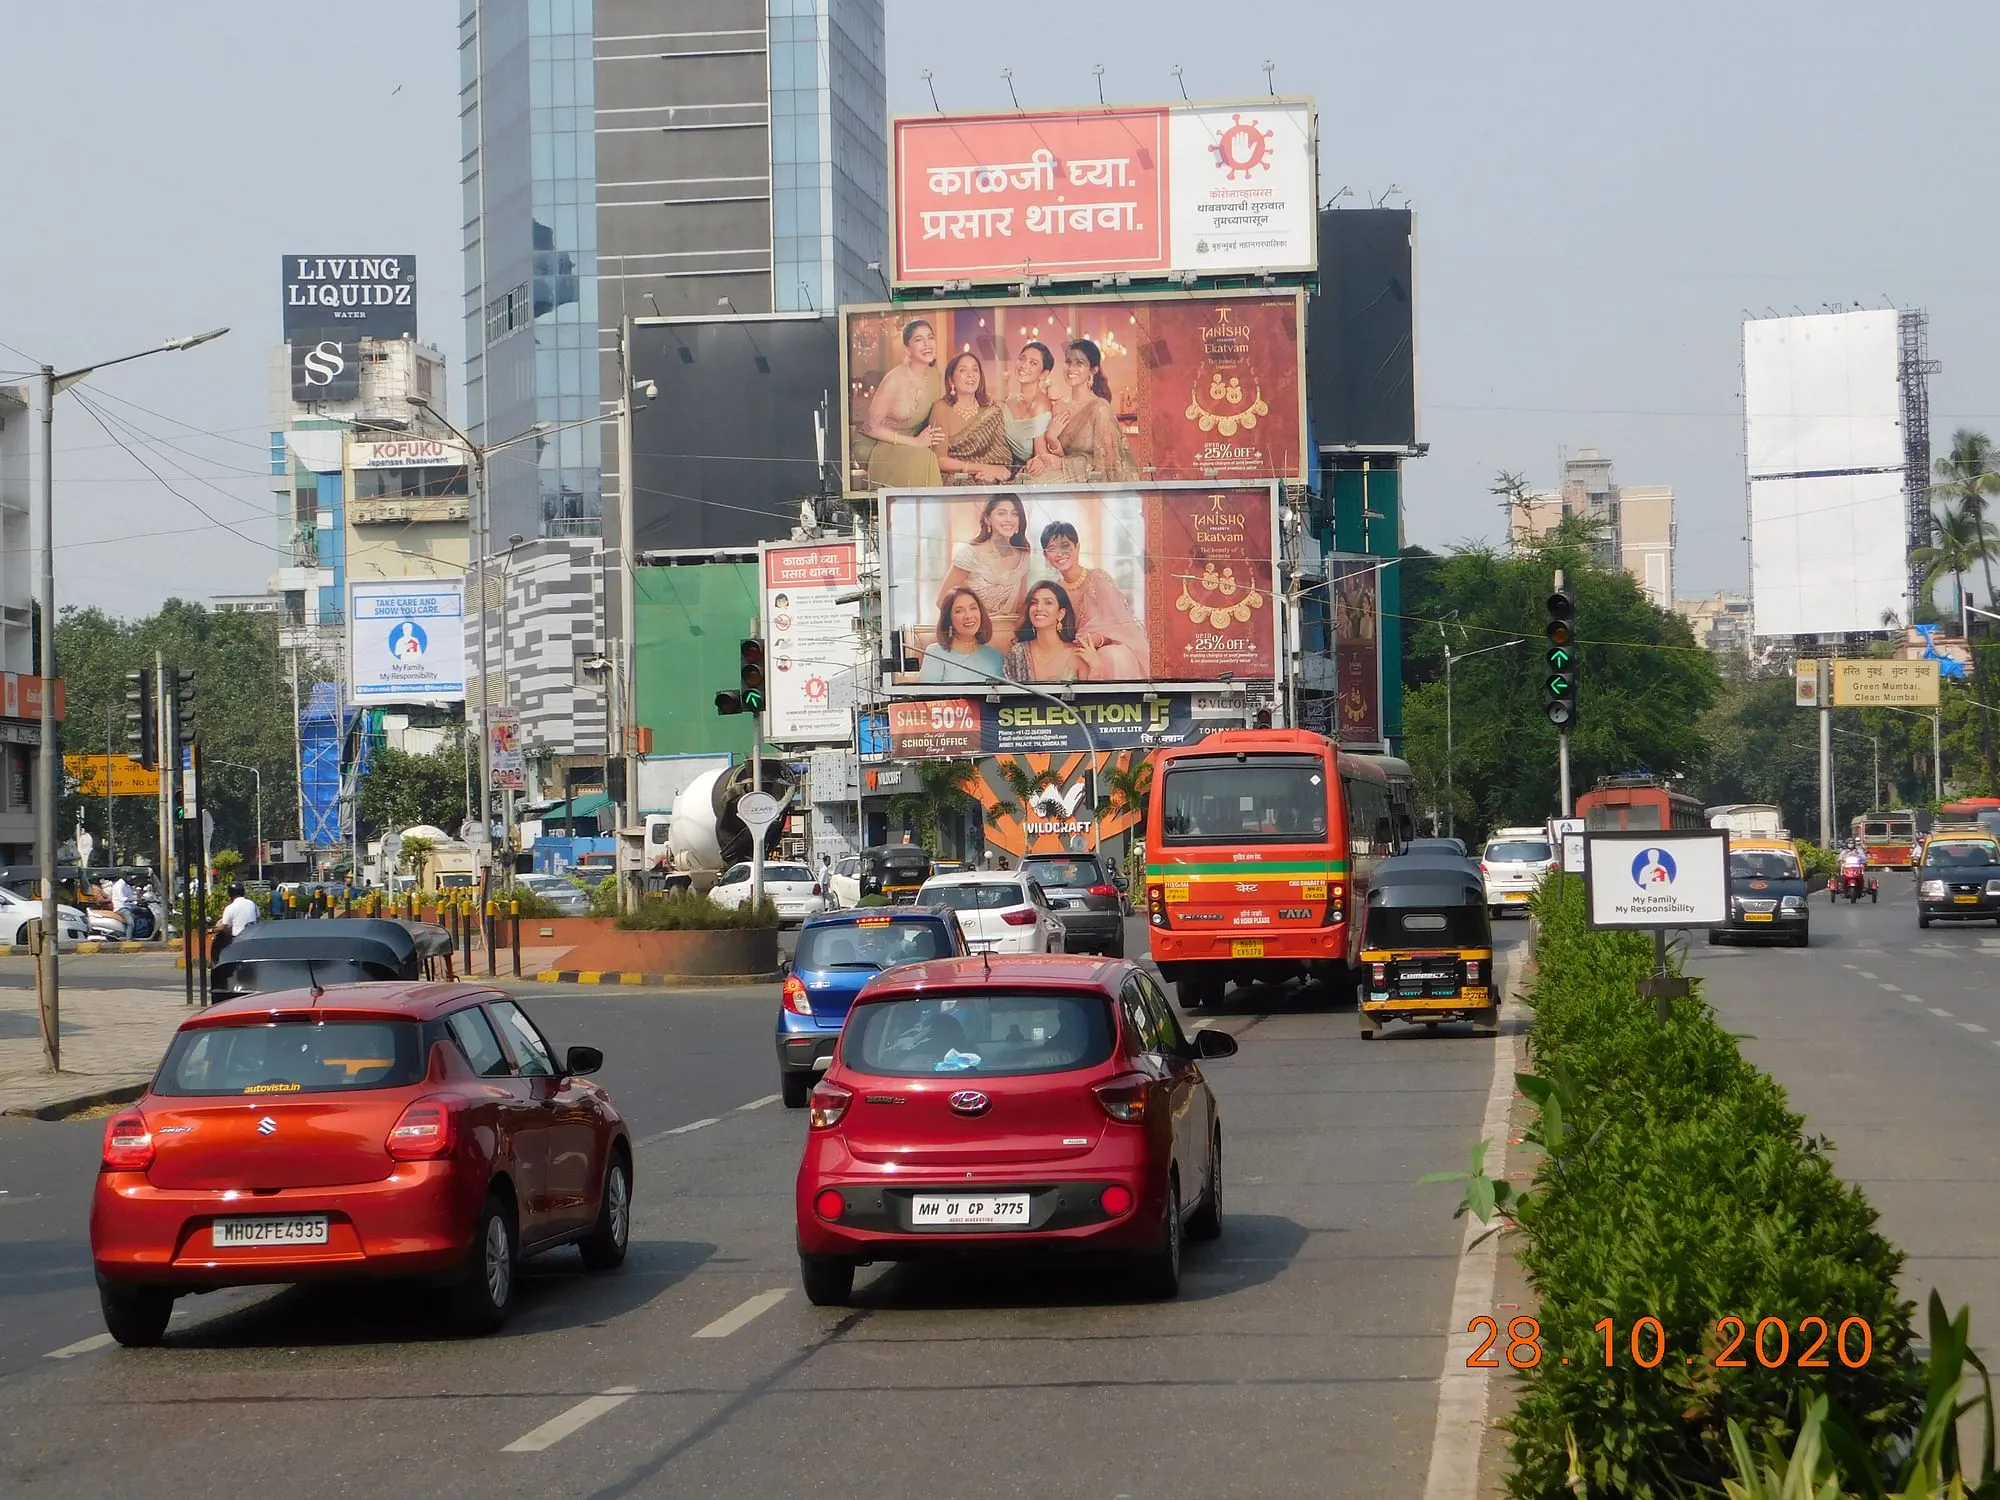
[812,882,822,895]
[1099,1184,1133,1217]
[1465,958,1483,985]
[1000,907,1036,926]
[814,1188,846,1221]
[1479,861,1490,875]
[101,1112,154,1172]
[782,975,813,1016]
[808,1081,852,1129]
[1093,1075,1151,1123]
[1371,962,1388,986]
[1088,883,1117,898]
[386,1097,458,1161]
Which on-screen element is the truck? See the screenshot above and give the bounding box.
[652,762,797,893]
[1705,804,1788,841]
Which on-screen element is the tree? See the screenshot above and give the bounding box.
[398,834,435,888]
[887,758,979,854]
[1930,429,2000,611]
[357,742,469,836]
[1093,752,1153,826]
[1911,501,1998,624]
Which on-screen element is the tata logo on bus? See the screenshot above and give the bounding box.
[1631,847,1678,890]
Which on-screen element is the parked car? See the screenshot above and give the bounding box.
[776,907,968,1108]
[795,955,1238,1305]
[1479,828,1556,916]
[914,872,1065,954]
[709,862,828,925]
[1017,852,1126,956]
[89,982,631,1345]
[513,872,592,916]
[0,884,92,949]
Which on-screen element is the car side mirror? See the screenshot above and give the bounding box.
[1191,1027,1238,1060]
[778,957,792,977]
[564,1045,604,1077]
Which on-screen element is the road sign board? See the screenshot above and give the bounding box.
[64,755,158,798]
[1583,830,1727,929]
[738,791,780,832]
[1830,658,1939,707]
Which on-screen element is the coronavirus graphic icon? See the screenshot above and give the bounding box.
[1210,114,1275,178]
[804,675,829,705]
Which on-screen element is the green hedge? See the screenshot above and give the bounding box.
[1505,876,1921,1497]
[614,892,777,931]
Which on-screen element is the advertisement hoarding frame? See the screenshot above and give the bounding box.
[886,97,1319,290]
[348,579,468,707]
[760,537,866,745]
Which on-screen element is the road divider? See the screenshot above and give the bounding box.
[531,969,781,987]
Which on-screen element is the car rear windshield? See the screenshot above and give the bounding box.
[796,919,955,970]
[154,1020,426,1096]
[1019,858,1104,888]
[217,958,400,992]
[1731,851,1801,880]
[843,992,1114,1077]
[764,865,815,883]
[1485,841,1551,863]
[1159,757,1329,845]
[921,882,1027,911]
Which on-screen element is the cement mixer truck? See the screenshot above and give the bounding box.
[647,761,796,893]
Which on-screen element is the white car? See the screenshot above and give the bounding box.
[709,862,828,926]
[915,872,1066,954]
[827,855,862,910]
[1480,828,1556,915]
[0,886,93,949]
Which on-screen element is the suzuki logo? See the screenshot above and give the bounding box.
[948,1090,990,1116]
[301,340,346,387]
[256,1116,278,1136]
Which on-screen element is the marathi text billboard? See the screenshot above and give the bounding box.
[883,482,1277,692]
[349,581,465,705]
[842,291,1305,496]
[763,540,865,743]
[891,101,1316,286]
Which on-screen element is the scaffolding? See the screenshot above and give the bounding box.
[1900,310,1941,613]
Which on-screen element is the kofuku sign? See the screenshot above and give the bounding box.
[282,254,418,338]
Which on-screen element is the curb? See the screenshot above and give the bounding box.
[2,1078,149,1121]
[5,941,166,957]
[531,970,782,988]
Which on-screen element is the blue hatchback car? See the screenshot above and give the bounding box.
[777,907,967,1108]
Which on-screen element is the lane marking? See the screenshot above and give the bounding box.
[1931,1008,1956,1019]
[1859,971,1879,979]
[45,1333,113,1360]
[1880,983,1901,992]
[1905,996,1924,1004]
[1962,1023,1988,1034]
[1423,947,1521,1500]
[737,1094,782,1112]
[501,1387,638,1453]
[665,1117,722,1135]
[692,1289,789,1340]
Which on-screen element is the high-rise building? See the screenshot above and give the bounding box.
[458,0,888,545]
[0,388,39,865]
[1675,593,1754,657]
[1506,448,1677,610]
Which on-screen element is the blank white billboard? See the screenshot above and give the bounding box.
[1749,473,1907,637]
[1743,310,1902,478]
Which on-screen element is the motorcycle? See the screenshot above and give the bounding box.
[1830,863,1878,903]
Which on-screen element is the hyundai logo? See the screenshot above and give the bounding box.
[256,1116,278,1136]
[948,1090,990,1116]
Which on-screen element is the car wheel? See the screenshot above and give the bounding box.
[446,1189,518,1334]
[1792,931,1809,948]
[16,919,36,951]
[1919,914,1931,929]
[1134,1177,1183,1299]
[97,1276,174,1347]
[1185,1130,1222,1242]
[578,1149,632,1271]
[800,1253,855,1307]
[781,1071,814,1109]
[1705,930,1720,945]
[1104,931,1126,959]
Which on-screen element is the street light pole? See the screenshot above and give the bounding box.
[208,761,264,884]
[1439,635,1525,840]
[33,327,227,1072]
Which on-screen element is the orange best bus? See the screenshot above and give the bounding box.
[1143,728,1415,1011]
[1851,810,1917,871]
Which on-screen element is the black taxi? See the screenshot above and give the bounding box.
[1917,832,2000,928]
[1708,837,1809,947]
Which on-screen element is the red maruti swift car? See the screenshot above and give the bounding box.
[794,955,1236,1306]
[91,983,632,1346]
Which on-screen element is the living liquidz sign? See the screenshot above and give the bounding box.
[282,254,418,338]
[886,693,1201,759]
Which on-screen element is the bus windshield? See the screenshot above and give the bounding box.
[1158,756,1330,846]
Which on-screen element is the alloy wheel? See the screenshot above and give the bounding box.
[484,1212,512,1307]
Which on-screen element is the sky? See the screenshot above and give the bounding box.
[4,0,1997,615]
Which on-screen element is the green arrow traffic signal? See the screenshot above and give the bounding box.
[1547,674,1572,696]
[1548,646,1571,670]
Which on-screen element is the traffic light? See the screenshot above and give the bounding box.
[714,637,766,716]
[122,669,156,769]
[172,667,196,746]
[1542,588,1578,730]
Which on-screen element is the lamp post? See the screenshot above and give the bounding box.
[33,326,228,1072]
[1440,635,1526,839]
[208,761,264,884]
[1868,703,1944,805]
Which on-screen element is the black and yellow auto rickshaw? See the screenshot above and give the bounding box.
[859,845,934,904]
[1358,855,1497,1039]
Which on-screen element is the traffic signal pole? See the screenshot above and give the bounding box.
[1544,572,1579,817]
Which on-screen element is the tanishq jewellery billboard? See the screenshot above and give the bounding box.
[891,101,1316,286]
[843,290,1305,497]
[349,581,466,706]
[882,481,1277,692]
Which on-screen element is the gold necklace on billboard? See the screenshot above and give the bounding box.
[1185,372,1271,436]
[1176,563,1267,627]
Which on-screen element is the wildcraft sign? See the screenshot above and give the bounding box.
[282,254,418,338]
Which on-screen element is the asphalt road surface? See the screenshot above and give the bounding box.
[0,916,1522,1498]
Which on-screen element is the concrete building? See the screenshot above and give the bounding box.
[1506,449,1677,610]
[1676,592,1754,657]
[0,389,38,863]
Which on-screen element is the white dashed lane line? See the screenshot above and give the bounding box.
[1880,983,1901,992]
[635,1093,786,1148]
[1859,971,1879,979]
[691,1289,789,1340]
[1931,1008,1956,1019]
[737,1093,782,1112]
[1962,1023,1988,1034]
[502,1387,638,1453]
[45,1333,113,1360]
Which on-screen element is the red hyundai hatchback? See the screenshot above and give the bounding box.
[91,983,632,1346]
[794,955,1236,1305]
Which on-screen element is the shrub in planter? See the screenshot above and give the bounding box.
[615,892,777,931]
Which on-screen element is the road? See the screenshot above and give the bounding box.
[0,919,1516,1498]
[1689,876,2000,1346]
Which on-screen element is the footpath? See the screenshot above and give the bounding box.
[0,977,189,1117]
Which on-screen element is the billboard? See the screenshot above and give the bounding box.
[490,708,525,791]
[886,692,1208,759]
[349,581,466,705]
[65,755,158,798]
[882,482,1278,692]
[282,254,418,338]
[890,101,1316,287]
[1831,658,1939,707]
[1743,311,1905,636]
[970,751,1149,858]
[353,438,467,469]
[1329,558,1382,745]
[843,291,1305,496]
[1306,208,1418,449]
[1584,831,1728,930]
[628,314,840,552]
[290,331,360,402]
[763,540,865,744]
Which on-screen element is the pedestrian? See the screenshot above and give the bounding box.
[210,881,260,966]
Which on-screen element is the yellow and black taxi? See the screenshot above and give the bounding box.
[858,845,935,904]
[1709,837,1809,947]
[1358,854,1496,1040]
[1917,830,2000,929]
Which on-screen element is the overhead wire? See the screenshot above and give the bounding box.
[69,392,277,521]
[65,390,288,555]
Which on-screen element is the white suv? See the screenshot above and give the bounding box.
[1481,827,1555,916]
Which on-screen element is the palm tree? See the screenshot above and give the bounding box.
[1912,501,1999,623]
[1092,751,1154,826]
[1929,429,2000,611]
[886,759,979,854]
[983,758,1061,834]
